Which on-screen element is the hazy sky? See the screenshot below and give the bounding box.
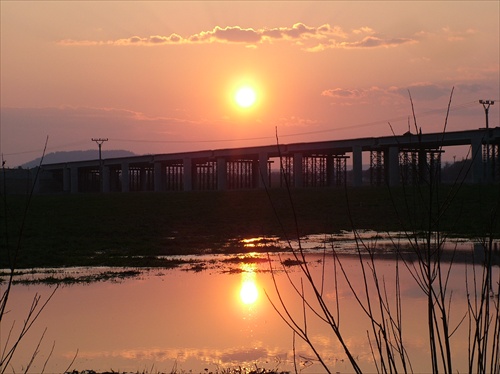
[1,1,499,167]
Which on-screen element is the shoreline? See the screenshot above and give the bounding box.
[2,185,499,269]
[4,232,498,285]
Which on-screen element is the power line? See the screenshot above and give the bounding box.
[113,100,485,144]
[112,135,274,144]
[3,99,496,155]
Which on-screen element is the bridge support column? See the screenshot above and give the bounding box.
[70,167,78,193]
[258,152,269,189]
[352,146,363,187]
[418,149,427,183]
[387,146,400,187]
[154,162,165,192]
[183,158,193,191]
[102,166,110,193]
[326,156,334,187]
[217,158,227,190]
[121,162,130,192]
[293,153,303,188]
[140,166,149,191]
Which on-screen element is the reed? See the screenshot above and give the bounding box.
[265,90,500,373]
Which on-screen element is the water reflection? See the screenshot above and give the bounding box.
[239,263,259,305]
[3,234,499,374]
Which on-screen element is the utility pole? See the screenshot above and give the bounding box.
[92,138,108,191]
[479,100,495,183]
[479,100,495,293]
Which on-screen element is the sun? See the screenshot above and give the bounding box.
[234,86,257,108]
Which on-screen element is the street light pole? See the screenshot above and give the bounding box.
[92,138,108,191]
[479,100,495,183]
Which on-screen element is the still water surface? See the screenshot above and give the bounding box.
[3,233,498,373]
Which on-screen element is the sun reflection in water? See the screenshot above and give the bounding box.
[239,263,259,305]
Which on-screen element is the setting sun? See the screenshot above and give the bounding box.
[234,86,257,108]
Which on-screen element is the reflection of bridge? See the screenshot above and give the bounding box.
[38,127,500,193]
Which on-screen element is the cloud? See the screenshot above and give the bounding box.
[212,26,262,43]
[276,115,319,129]
[441,26,477,42]
[352,27,375,35]
[321,86,393,105]
[321,82,484,115]
[321,83,460,105]
[415,27,478,43]
[390,83,455,101]
[271,22,328,39]
[57,23,416,52]
[321,88,362,99]
[339,36,416,48]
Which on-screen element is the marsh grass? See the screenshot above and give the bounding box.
[9,269,142,285]
[1,186,498,269]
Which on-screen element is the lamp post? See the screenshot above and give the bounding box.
[92,138,108,191]
[479,100,494,183]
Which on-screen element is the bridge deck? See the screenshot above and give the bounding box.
[36,127,500,193]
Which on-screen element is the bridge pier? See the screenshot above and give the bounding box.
[329,155,348,186]
[327,156,334,187]
[167,161,183,191]
[138,166,152,191]
[279,156,293,187]
[352,146,363,187]
[494,143,500,181]
[121,162,130,192]
[217,158,227,190]
[183,158,193,191]
[370,150,384,186]
[258,152,269,188]
[387,146,400,187]
[293,153,303,188]
[154,162,165,192]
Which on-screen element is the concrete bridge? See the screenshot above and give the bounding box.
[36,127,500,193]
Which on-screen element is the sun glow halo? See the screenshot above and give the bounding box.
[234,86,257,108]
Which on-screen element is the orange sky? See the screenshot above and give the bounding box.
[1,1,499,167]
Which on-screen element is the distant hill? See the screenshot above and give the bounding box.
[22,150,136,168]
